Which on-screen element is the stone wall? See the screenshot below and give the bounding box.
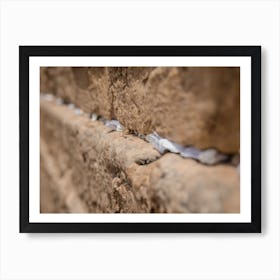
[41,67,240,153]
[40,67,240,213]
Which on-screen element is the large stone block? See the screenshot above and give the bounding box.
[40,66,240,153]
[40,99,240,213]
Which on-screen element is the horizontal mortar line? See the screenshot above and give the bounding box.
[40,92,240,171]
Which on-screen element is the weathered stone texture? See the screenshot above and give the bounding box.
[73,67,112,119]
[144,67,240,153]
[40,67,76,101]
[40,99,240,213]
[40,66,239,153]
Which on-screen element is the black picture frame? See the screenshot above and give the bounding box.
[19,46,261,233]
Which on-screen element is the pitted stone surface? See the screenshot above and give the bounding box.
[40,66,240,153]
[40,99,240,213]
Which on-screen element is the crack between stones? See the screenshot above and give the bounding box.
[40,93,240,171]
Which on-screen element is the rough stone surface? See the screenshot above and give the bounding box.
[41,66,239,153]
[140,154,239,213]
[40,67,77,102]
[72,67,112,119]
[109,67,155,132]
[144,67,240,153]
[40,140,88,213]
[40,99,240,213]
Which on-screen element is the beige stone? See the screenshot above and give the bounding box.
[40,66,240,153]
[40,99,240,213]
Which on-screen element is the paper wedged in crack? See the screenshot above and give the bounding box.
[40,66,240,153]
[40,99,240,213]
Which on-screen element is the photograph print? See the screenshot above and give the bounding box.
[20,46,261,232]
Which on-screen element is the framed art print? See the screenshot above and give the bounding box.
[19,46,261,233]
